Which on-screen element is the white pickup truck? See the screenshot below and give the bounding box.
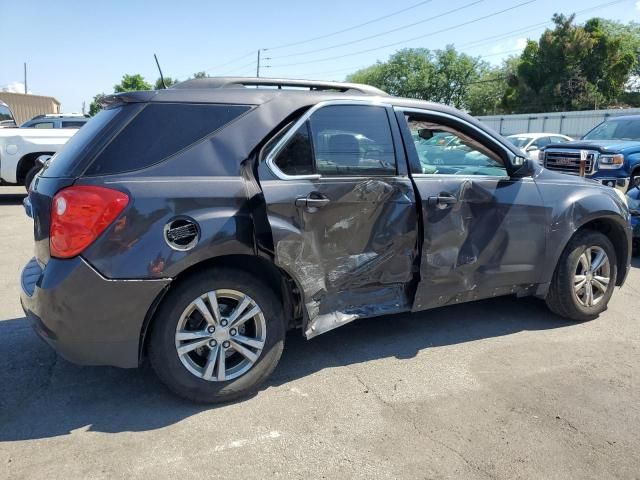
[0,128,78,188]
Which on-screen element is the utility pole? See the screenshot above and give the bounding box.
[256,49,261,78]
[24,62,27,94]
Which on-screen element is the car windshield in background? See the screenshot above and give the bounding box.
[508,137,531,148]
[0,105,13,122]
[583,119,640,141]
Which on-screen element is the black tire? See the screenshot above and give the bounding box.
[546,230,617,321]
[149,268,285,403]
[24,165,41,190]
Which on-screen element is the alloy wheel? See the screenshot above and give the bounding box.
[174,289,266,381]
[573,246,611,308]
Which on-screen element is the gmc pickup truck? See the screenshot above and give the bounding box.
[542,115,640,191]
[0,127,78,188]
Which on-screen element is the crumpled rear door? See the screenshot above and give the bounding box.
[257,103,419,338]
[259,175,418,338]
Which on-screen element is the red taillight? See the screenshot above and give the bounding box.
[50,186,129,258]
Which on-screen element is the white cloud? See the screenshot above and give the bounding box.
[1,81,31,94]
[636,0,640,10]
[488,38,528,57]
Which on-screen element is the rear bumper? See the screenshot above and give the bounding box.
[20,256,169,368]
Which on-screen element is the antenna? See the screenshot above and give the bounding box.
[154,53,167,89]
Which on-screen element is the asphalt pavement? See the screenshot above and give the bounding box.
[1,186,639,479]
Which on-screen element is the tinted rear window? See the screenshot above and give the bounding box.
[43,106,129,178]
[85,103,250,175]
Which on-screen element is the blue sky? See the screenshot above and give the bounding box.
[1,0,638,112]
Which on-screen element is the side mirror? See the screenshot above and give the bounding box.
[418,128,433,140]
[526,146,539,152]
[511,157,535,178]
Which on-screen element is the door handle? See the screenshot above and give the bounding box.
[427,195,458,208]
[295,193,330,209]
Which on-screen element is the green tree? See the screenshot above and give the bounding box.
[466,58,518,116]
[88,93,105,116]
[154,76,178,89]
[192,71,207,79]
[504,15,639,112]
[347,46,482,109]
[114,74,152,93]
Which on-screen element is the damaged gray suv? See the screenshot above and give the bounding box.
[21,77,632,403]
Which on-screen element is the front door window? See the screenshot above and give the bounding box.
[405,115,506,177]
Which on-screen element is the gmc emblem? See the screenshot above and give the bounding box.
[555,158,575,166]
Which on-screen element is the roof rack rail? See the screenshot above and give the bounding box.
[172,77,388,96]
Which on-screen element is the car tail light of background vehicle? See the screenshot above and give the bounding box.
[50,186,129,258]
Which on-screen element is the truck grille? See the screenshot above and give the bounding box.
[544,150,596,175]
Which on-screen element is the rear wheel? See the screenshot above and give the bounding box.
[546,230,617,321]
[149,268,285,403]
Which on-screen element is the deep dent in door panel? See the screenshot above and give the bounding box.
[265,178,418,338]
[413,177,546,310]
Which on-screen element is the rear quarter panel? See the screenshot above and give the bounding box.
[79,174,256,279]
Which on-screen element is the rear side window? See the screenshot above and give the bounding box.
[34,122,55,129]
[274,123,314,176]
[62,121,86,128]
[270,104,397,177]
[85,103,250,175]
[310,105,396,176]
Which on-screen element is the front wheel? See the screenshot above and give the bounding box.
[546,230,617,321]
[149,268,285,403]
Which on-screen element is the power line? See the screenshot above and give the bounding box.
[218,59,259,76]
[190,0,628,80]
[202,51,255,74]
[459,23,548,49]
[269,0,537,68]
[270,0,484,60]
[292,0,631,80]
[276,49,522,80]
[460,0,630,50]
[265,0,435,51]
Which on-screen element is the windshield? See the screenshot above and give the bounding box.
[0,105,14,122]
[583,118,640,141]
[508,136,531,148]
[0,105,15,126]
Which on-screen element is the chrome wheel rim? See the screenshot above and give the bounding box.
[574,246,611,308]
[175,289,266,382]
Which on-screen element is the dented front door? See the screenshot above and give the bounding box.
[258,103,419,338]
[396,108,547,311]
